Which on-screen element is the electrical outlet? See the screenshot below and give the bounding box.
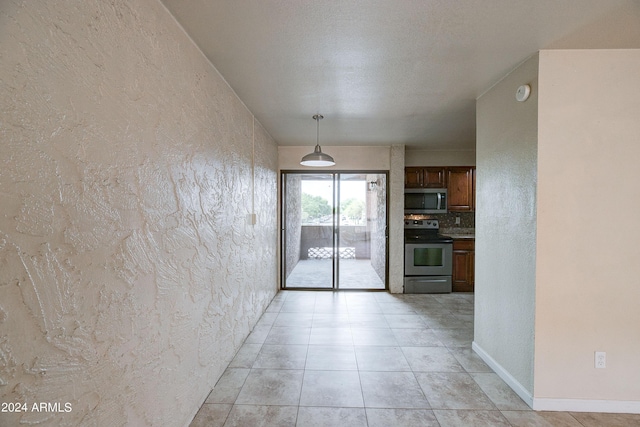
[455,216,461,225]
[595,351,606,369]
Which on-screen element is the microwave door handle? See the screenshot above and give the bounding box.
[437,192,442,210]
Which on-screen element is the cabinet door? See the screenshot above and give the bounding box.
[452,251,472,292]
[405,167,424,188]
[452,239,475,292]
[472,167,476,212]
[447,167,474,211]
[469,249,475,287]
[424,167,447,188]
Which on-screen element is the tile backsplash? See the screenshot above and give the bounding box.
[405,211,475,229]
[433,211,475,228]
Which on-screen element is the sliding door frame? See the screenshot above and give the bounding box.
[280,170,389,291]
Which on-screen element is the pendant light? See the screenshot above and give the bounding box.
[300,114,335,167]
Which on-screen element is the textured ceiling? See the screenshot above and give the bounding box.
[160,0,640,149]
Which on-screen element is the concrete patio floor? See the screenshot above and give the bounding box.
[284,259,385,290]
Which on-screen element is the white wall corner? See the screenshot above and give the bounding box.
[472,341,534,408]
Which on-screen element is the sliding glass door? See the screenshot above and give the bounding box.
[281,171,387,290]
[282,173,335,289]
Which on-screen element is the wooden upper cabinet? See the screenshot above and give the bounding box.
[404,167,446,188]
[423,167,447,188]
[404,167,424,188]
[447,167,475,212]
[473,167,476,211]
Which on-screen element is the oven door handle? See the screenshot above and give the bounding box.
[409,278,449,283]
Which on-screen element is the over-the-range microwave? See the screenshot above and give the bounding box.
[404,188,448,214]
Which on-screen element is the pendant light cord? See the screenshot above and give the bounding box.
[313,114,323,148]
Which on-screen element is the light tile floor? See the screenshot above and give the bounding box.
[190,291,640,427]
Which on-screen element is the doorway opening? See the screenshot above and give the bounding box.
[281,171,388,290]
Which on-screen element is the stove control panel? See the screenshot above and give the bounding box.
[404,219,439,229]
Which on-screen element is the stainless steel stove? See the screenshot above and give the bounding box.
[404,219,453,293]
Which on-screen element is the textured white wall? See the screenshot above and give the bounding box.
[474,54,539,397]
[535,50,640,404]
[0,1,277,425]
[367,173,388,283]
[282,174,302,279]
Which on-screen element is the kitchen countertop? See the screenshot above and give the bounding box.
[441,228,475,240]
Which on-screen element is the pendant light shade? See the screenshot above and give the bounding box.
[300,114,335,167]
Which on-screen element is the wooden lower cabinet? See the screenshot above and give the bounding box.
[452,239,475,292]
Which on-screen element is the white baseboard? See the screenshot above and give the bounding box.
[533,398,640,414]
[472,341,640,414]
[472,341,534,408]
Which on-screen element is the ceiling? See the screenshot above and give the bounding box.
[160,0,640,150]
